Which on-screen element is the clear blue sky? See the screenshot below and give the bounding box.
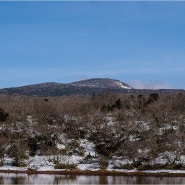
[0,1,185,89]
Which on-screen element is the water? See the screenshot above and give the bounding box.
[0,173,185,184]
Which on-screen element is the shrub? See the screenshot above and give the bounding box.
[59,148,68,155]
[95,144,110,157]
[17,162,27,167]
[26,168,37,172]
[133,161,142,168]
[0,108,8,122]
[137,164,153,171]
[99,156,109,170]
[172,163,183,170]
[28,137,39,156]
[0,161,3,167]
[113,163,134,170]
[54,163,77,170]
[119,163,134,170]
[164,163,183,170]
[137,163,185,171]
[152,163,166,170]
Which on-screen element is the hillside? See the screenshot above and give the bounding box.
[0,92,185,171]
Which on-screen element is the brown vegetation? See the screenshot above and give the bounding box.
[0,91,185,169]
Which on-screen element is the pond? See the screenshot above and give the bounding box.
[0,173,185,184]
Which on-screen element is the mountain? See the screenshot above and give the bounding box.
[0,78,184,97]
[0,78,133,96]
[69,78,132,89]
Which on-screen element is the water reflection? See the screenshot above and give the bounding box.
[0,173,185,184]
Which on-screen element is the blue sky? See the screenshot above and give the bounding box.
[0,1,185,89]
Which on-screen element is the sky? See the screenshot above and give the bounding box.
[0,1,185,89]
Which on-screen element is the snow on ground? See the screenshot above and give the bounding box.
[27,155,55,171]
[109,157,132,168]
[2,155,185,174]
[79,139,96,157]
[142,169,185,174]
[180,155,185,163]
[0,154,83,171]
[151,156,168,165]
[77,164,99,171]
[105,115,116,126]
[56,143,65,150]
[1,121,185,173]
[0,136,98,171]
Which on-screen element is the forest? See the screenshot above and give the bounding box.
[0,91,185,171]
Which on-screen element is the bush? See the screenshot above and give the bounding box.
[133,161,142,168]
[172,163,183,170]
[137,164,153,171]
[17,162,27,167]
[26,168,37,172]
[54,163,77,170]
[0,108,8,122]
[0,161,3,167]
[120,163,134,170]
[95,144,110,157]
[152,163,166,170]
[99,156,109,170]
[113,163,134,170]
[137,163,185,171]
[165,163,183,170]
[28,137,39,156]
[59,148,68,155]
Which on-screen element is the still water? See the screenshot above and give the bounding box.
[0,173,185,184]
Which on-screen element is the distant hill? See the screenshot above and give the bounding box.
[69,78,132,89]
[0,78,184,96]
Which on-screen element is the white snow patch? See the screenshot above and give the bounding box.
[27,155,55,170]
[129,135,140,142]
[79,139,96,157]
[105,116,116,126]
[142,169,185,173]
[115,81,132,89]
[56,143,65,150]
[78,164,99,170]
[180,155,185,163]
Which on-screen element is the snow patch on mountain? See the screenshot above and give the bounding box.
[114,81,132,89]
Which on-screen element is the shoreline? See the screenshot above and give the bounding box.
[1,169,185,177]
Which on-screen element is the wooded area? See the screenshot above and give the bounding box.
[0,92,185,170]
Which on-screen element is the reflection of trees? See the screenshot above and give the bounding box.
[99,176,108,184]
[142,176,185,185]
[0,174,185,184]
[0,175,26,185]
[54,175,77,185]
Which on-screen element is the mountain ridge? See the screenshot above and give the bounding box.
[0,78,184,96]
[69,78,132,89]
